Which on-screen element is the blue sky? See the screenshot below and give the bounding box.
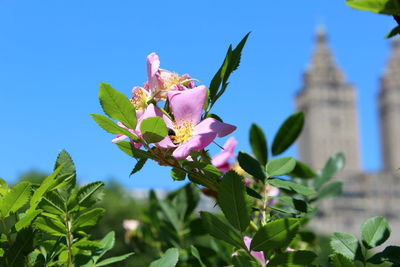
[0,0,396,189]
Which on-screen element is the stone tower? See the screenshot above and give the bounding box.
[379,39,400,171]
[296,28,361,172]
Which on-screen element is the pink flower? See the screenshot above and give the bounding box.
[233,236,267,266]
[145,53,195,100]
[123,219,140,231]
[211,137,238,173]
[267,186,280,206]
[157,85,236,160]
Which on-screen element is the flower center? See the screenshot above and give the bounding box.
[130,87,148,111]
[162,73,183,90]
[170,120,194,144]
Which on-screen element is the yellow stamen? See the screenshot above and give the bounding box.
[170,120,194,144]
[162,73,184,90]
[130,88,148,111]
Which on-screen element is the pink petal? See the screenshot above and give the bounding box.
[112,134,128,143]
[211,137,238,170]
[167,86,206,125]
[194,118,236,137]
[243,237,266,266]
[146,53,160,90]
[172,132,217,160]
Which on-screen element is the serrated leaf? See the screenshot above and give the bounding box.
[149,248,179,267]
[361,216,391,249]
[0,182,31,218]
[170,168,186,181]
[250,218,301,252]
[346,0,400,15]
[35,217,66,237]
[14,210,42,231]
[249,123,268,165]
[91,113,138,141]
[116,140,153,159]
[96,253,134,266]
[130,158,147,176]
[266,157,296,177]
[330,253,356,267]
[268,250,317,266]
[200,211,245,249]
[140,117,168,144]
[237,151,266,181]
[77,181,104,208]
[272,111,304,156]
[330,232,363,261]
[218,171,250,232]
[314,153,345,190]
[54,150,76,178]
[268,178,316,196]
[72,208,105,232]
[40,190,65,215]
[98,82,137,129]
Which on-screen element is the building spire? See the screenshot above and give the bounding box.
[382,38,400,90]
[303,27,345,88]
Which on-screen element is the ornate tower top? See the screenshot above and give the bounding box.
[303,28,346,89]
[296,28,360,172]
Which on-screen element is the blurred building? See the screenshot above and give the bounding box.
[296,28,400,242]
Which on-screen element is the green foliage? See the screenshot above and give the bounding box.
[271,111,304,156]
[98,82,137,130]
[91,113,138,140]
[249,123,268,165]
[140,117,168,144]
[361,216,391,249]
[267,250,317,266]
[250,218,301,253]
[266,157,296,177]
[368,246,400,265]
[218,171,250,232]
[314,152,345,190]
[268,178,316,196]
[330,253,356,267]
[330,232,363,261]
[237,151,266,181]
[149,248,179,267]
[346,0,400,15]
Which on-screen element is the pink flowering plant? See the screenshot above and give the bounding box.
[90,33,397,266]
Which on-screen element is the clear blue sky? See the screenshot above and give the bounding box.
[0,0,395,189]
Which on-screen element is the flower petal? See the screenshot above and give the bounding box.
[194,118,236,137]
[167,85,206,125]
[172,132,217,160]
[146,53,160,90]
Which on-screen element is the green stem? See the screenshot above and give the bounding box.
[65,213,74,267]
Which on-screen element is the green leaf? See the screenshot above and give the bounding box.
[149,248,179,267]
[116,140,153,159]
[93,231,115,262]
[0,177,9,197]
[28,166,63,213]
[250,218,301,252]
[313,182,343,201]
[330,232,363,261]
[218,171,250,232]
[130,158,147,176]
[278,196,312,213]
[367,246,400,264]
[346,0,400,15]
[54,150,76,178]
[140,117,168,144]
[249,123,268,165]
[232,251,260,267]
[314,153,345,190]
[289,161,316,179]
[189,246,206,267]
[268,178,316,196]
[200,211,245,249]
[237,151,266,181]
[0,182,31,218]
[271,111,304,156]
[158,200,181,232]
[6,228,34,266]
[72,208,105,232]
[330,253,356,267]
[361,216,391,249]
[266,157,296,177]
[0,248,3,257]
[98,82,137,129]
[77,181,104,208]
[386,25,400,38]
[73,239,102,250]
[267,250,317,266]
[14,210,42,231]
[170,168,186,181]
[35,217,66,237]
[91,113,138,141]
[96,252,134,266]
[40,191,65,215]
